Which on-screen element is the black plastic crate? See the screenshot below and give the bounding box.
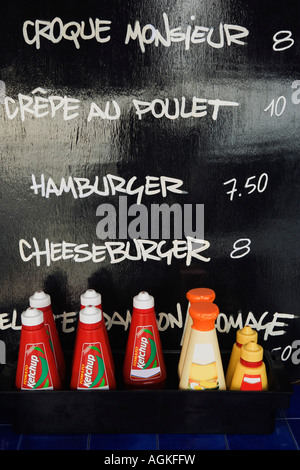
[0,350,293,434]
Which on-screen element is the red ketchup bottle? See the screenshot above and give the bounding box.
[80,289,114,373]
[123,291,166,389]
[15,307,61,390]
[70,305,116,390]
[29,290,66,382]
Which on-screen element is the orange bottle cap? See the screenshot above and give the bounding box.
[186,288,215,303]
[189,302,219,331]
[241,342,263,362]
[236,325,258,345]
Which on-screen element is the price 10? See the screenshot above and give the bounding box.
[264,81,300,117]
[223,173,268,201]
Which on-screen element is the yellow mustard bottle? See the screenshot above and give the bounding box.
[230,342,268,391]
[179,302,226,390]
[178,288,215,378]
[225,326,258,388]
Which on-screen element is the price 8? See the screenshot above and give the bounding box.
[230,238,251,259]
[223,173,268,201]
[273,30,294,51]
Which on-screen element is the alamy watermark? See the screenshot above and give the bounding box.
[0,340,6,364]
[95,196,204,240]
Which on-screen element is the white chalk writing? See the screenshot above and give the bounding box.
[2,87,239,123]
[18,236,211,267]
[0,306,295,341]
[125,13,249,52]
[23,17,111,49]
[22,14,249,52]
[30,174,187,205]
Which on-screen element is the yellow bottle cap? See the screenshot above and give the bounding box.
[186,288,215,303]
[236,326,258,345]
[240,342,263,363]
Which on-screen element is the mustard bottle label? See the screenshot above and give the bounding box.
[21,342,53,390]
[77,342,109,389]
[188,343,219,390]
[240,374,262,391]
[130,325,161,380]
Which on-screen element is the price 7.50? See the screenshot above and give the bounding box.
[223,173,268,201]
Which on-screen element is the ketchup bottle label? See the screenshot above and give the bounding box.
[77,342,109,389]
[21,343,54,390]
[44,324,54,352]
[130,326,161,380]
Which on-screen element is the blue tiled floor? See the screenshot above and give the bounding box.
[1,385,299,451]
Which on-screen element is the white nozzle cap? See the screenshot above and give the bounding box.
[29,290,51,309]
[79,305,102,324]
[133,291,154,310]
[80,289,101,306]
[21,307,44,326]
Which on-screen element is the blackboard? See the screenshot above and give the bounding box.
[0,0,299,382]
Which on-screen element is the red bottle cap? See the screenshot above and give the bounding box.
[21,307,44,326]
[189,302,219,331]
[29,290,51,309]
[186,288,215,303]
